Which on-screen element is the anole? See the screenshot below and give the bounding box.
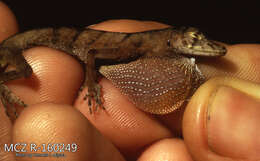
[0,26,226,116]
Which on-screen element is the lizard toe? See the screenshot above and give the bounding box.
[83,83,105,114]
[0,84,26,118]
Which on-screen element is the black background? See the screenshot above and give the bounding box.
[2,1,260,44]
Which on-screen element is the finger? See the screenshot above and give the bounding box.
[13,103,125,161]
[183,77,260,161]
[5,47,84,118]
[0,104,15,161]
[0,2,18,161]
[88,19,170,32]
[0,2,18,42]
[75,79,172,156]
[138,138,194,161]
[198,44,260,83]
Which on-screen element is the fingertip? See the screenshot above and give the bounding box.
[6,47,84,106]
[0,102,15,161]
[89,19,170,32]
[0,1,19,41]
[13,103,91,160]
[183,77,260,161]
[13,103,124,161]
[138,139,193,161]
[198,44,260,84]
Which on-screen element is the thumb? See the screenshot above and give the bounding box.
[183,77,260,161]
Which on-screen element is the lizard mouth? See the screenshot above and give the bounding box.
[194,47,226,54]
[183,47,226,57]
[175,42,227,57]
[191,40,227,56]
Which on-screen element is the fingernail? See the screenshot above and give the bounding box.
[207,86,260,159]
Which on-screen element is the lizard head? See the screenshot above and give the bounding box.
[168,27,227,57]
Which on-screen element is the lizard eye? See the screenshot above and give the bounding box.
[188,31,202,40]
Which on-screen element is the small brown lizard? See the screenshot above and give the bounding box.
[0,26,226,116]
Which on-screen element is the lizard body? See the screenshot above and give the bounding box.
[0,26,226,116]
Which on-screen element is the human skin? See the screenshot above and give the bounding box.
[0,2,260,161]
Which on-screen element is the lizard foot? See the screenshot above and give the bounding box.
[0,84,27,118]
[83,83,105,114]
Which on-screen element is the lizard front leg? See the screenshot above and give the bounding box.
[79,47,137,114]
[0,48,33,117]
[0,71,31,117]
[82,50,104,114]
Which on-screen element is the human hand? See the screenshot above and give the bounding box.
[1,2,260,161]
[0,2,124,161]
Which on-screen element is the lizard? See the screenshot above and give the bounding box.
[0,26,226,116]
